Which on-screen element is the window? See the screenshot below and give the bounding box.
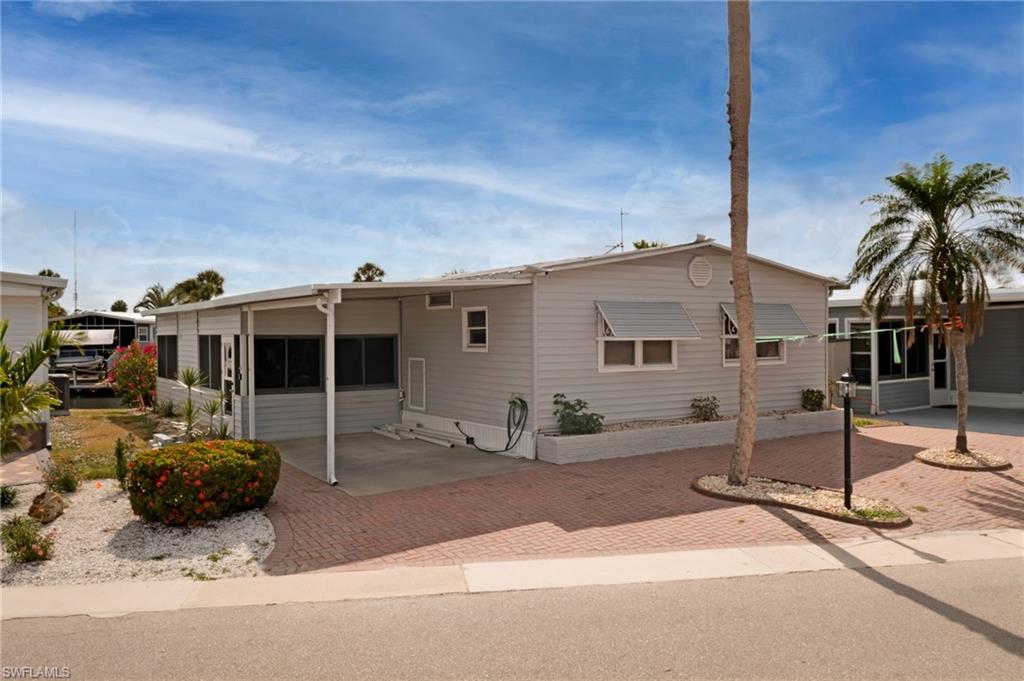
[848,321,872,384]
[426,291,453,310]
[198,335,221,388]
[597,318,677,372]
[877,320,928,381]
[335,336,397,390]
[157,335,178,379]
[462,307,488,351]
[137,326,150,342]
[721,314,784,365]
[254,337,322,392]
[826,318,839,340]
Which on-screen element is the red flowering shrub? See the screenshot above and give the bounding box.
[127,440,280,526]
[107,341,157,410]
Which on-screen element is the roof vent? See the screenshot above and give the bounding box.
[688,256,713,288]
[695,233,708,242]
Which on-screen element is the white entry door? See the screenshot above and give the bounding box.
[221,338,235,424]
[929,331,951,406]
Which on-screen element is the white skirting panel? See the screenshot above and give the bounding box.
[400,410,536,459]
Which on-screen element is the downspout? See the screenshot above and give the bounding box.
[528,271,544,460]
[245,306,256,439]
[316,290,341,485]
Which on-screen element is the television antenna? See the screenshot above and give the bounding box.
[604,209,629,254]
[73,210,79,312]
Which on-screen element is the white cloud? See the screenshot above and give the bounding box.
[32,1,135,22]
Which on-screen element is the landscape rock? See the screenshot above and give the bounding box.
[28,490,65,524]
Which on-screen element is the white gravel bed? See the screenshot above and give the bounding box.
[916,448,1009,469]
[695,474,909,524]
[1,480,274,586]
[597,409,806,434]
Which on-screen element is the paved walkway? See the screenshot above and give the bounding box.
[0,448,50,486]
[263,425,1022,575]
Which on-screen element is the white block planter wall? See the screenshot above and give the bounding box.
[535,409,844,465]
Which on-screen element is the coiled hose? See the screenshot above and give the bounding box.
[455,396,529,454]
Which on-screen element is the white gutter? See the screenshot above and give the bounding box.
[246,306,256,439]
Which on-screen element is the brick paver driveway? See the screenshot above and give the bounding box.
[263,425,1022,575]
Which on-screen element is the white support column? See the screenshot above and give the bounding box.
[325,299,337,485]
[246,306,256,439]
[316,289,341,485]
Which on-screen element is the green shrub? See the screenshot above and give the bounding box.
[1,516,55,562]
[42,457,79,493]
[691,395,721,422]
[801,388,826,412]
[114,437,135,491]
[127,440,281,526]
[552,393,604,435]
[154,399,178,418]
[0,485,18,508]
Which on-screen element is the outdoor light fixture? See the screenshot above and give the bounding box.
[836,370,857,509]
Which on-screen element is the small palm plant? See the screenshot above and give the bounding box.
[850,155,1023,453]
[1,320,73,457]
[200,391,226,438]
[176,367,206,441]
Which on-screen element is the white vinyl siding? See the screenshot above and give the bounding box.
[400,286,532,428]
[535,248,829,429]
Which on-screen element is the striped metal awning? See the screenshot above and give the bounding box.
[58,329,116,346]
[596,301,701,339]
[720,303,810,338]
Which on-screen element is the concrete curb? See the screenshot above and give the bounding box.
[2,528,1020,620]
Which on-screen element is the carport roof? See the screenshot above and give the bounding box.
[152,278,531,314]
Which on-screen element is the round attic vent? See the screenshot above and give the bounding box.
[688,256,713,287]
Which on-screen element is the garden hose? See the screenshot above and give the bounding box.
[454,396,529,455]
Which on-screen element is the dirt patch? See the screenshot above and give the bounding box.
[1,480,273,586]
[693,474,911,527]
[51,409,158,479]
[914,448,1012,471]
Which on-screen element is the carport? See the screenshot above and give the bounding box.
[274,433,539,496]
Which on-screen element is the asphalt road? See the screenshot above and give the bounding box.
[3,558,1021,680]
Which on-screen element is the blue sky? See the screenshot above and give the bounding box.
[2,1,1022,310]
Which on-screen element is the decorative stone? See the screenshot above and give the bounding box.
[28,490,65,524]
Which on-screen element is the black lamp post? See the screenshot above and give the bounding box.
[836,370,858,509]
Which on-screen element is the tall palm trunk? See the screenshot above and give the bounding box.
[946,302,970,452]
[726,0,757,486]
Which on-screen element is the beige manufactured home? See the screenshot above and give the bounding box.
[0,270,68,448]
[152,239,842,483]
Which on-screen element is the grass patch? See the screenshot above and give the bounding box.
[51,409,157,480]
[207,548,232,563]
[852,506,906,521]
[181,567,212,581]
[148,553,170,561]
[912,505,929,513]
[854,417,902,428]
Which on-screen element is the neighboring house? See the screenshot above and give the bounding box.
[829,287,1024,414]
[152,238,842,480]
[0,270,68,448]
[53,310,156,359]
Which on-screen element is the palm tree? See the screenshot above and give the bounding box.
[111,299,128,312]
[37,269,67,318]
[0,320,69,456]
[352,262,385,282]
[725,0,758,486]
[632,239,667,249]
[134,283,176,311]
[850,155,1023,453]
[171,269,225,303]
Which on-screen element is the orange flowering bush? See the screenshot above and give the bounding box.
[127,440,280,526]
